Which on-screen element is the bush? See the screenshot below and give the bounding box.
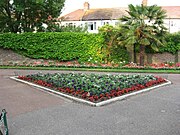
[0,32,105,63]
[146,33,180,54]
[99,24,129,63]
[110,45,129,63]
[45,23,88,33]
[159,32,180,54]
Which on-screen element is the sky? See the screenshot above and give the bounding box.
[61,0,180,15]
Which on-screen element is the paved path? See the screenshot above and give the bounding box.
[0,69,180,135]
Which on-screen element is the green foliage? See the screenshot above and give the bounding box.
[0,0,65,33]
[110,45,129,63]
[60,25,88,33]
[99,24,129,63]
[99,25,118,42]
[146,33,180,54]
[0,32,105,63]
[159,33,180,54]
[120,4,167,65]
[46,23,88,33]
[25,73,157,94]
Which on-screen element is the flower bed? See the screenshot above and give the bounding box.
[17,73,167,103]
[1,58,180,71]
[123,62,180,70]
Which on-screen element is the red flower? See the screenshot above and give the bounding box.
[121,89,125,94]
[99,96,106,101]
[99,93,105,98]
[117,91,122,96]
[125,89,129,93]
[81,93,87,99]
[105,93,111,99]
[89,96,94,102]
[93,95,99,101]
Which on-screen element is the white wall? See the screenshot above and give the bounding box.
[61,20,119,33]
[164,19,180,33]
[61,19,180,33]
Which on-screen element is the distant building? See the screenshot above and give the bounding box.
[58,1,180,33]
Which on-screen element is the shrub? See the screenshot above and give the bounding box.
[146,33,180,54]
[159,32,180,54]
[99,24,129,63]
[109,45,129,63]
[0,32,105,63]
[45,23,88,33]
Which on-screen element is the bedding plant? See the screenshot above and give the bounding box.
[18,73,167,103]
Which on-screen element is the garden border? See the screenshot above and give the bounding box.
[10,76,172,107]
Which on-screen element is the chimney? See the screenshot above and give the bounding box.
[142,0,148,6]
[84,2,90,11]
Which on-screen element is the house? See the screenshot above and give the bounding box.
[162,6,180,33]
[59,1,180,33]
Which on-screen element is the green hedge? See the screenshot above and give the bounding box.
[146,33,180,54]
[159,33,180,54]
[109,45,129,63]
[0,32,105,63]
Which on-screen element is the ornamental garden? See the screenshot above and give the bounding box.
[0,4,179,106]
[15,72,170,106]
[0,25,178,106]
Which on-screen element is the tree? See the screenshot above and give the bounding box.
[99,24,120,63]
[0,0,65,33]
[99,24,129,63]
[120,4,167,66]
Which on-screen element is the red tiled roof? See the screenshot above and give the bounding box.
[82,8,113,20]
[82,8,128,20]
[59,9,84,21]
[60,6,180,21]
[162,6,180,18]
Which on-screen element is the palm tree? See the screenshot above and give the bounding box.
[120,4,167,66]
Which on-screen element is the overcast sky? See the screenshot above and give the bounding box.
[61,0,180,15]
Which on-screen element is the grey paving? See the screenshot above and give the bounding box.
[0,69,180,135]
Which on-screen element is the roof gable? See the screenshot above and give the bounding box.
[60,6,180,21]
[162,6,180,18]
[82,8,128,20]
[60,9,84,21]
[82,8,113,20]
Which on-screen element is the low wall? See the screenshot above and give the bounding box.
[130,51,179,64]
[151,52,177,63]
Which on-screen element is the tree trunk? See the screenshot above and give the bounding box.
[139,44,145,66]
[133,44,137,63]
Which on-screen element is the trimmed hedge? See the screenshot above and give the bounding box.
[110,45,129,63]
[146,33,180,54]
[159,33,180,54]
[0,32,105,63]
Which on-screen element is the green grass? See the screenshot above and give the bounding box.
[0,65,179,74]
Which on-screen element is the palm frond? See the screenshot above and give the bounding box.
[151,43,159,51]
[118,3,167,56]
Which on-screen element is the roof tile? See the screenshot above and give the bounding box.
[60,6,180,21]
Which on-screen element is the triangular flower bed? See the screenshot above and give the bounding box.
[11,73,171,106]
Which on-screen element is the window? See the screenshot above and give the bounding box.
[103,22,109,25]
[171,21,174,26]
[88,22,93,30]
[88,22,97,31]
[94,22,96,30]
[90,24,93,30]
[69,23,73,26]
